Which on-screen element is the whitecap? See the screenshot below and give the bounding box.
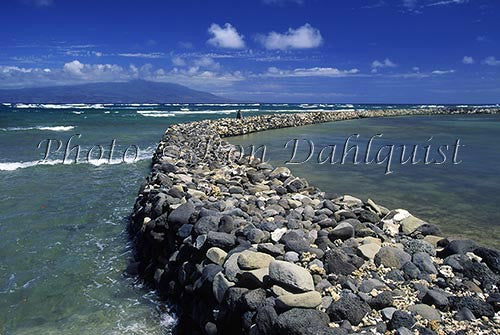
[0,126,76,132]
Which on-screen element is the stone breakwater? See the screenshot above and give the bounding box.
[129,109,500,335]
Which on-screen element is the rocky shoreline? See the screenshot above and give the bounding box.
[129,109,500,335]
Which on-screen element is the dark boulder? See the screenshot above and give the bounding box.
[326,294,371,325]
[449,296,495,318]
[275,308,329,335]
[387,310,416,330]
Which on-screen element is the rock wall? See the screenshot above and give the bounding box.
[129,109,500,335]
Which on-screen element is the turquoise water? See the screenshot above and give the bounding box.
[230,114,500,249]
[0,104,498,334]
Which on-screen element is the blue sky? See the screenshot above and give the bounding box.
[1,0,499,103]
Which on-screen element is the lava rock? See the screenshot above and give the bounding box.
[326,294,371,326]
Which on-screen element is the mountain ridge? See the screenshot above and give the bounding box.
[0,80,230,103]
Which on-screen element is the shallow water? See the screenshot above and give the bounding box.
[1,104,498,334]
[230,114,500,249]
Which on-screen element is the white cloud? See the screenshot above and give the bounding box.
[462,56,474,64]
[483,56,500,66]
[258,24,323,50]
[207,23,246,49]
[371,58,397,72]
[63,60,84,76]
[171,56,186,66]
[193,56,220,70]
[23,0,54,6]
[431,69,456,75]
[427,0,468,6]
[262,66,359,77]
[403,0,418,9]
[117,52,165,59]
[262,0,304,5]
[0,60,244,89]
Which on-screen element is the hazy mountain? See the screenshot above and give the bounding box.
[0,80,230,103]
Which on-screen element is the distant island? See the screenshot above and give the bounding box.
[0,80,230,103]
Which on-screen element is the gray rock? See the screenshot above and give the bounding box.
[374,246,411,269]
[422,289,449,310]
[168,201,194,226]
[258,243,286,257]
[454,307,476,321]
[194,215,220,234]
[400,215,426,234]
[413,252,437,274]
[359,278,388,293]
[275,291,322,310]
[177,223,193,238]
[206,231,236,250]
[213,272,235,303]
[328,221,354,241]
[408,304,442,321]
[403,239,436,256]
[206,247,227,265]
[396,327,413,335]
[268,260,315,292]
[357,243,381,260]
[381,307,397,320]
[324,248,357,275]
[237,251,274,270]
[284,251,300,263]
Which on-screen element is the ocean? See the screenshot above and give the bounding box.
[1,103,499,334]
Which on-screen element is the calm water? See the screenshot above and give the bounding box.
[0,103,498,334]
[230,114,500,249]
